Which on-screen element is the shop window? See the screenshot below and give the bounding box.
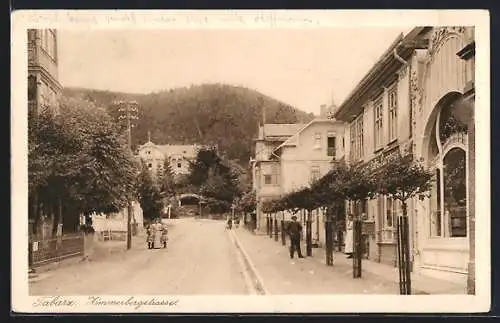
[430,168,442,237]
[443,148,467,237]
[377,196,398,242]
[428,95,468,238]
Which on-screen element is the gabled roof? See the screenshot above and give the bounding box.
[157,144,199,159]
[263,123,306,138]
[138,141,199,159]
[273,118,344,154]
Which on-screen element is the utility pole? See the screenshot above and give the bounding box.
[117,100,139,250]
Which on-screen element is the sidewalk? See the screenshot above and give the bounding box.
[29,234,147,283]
[234,228,466,295]
[233,228,398,294]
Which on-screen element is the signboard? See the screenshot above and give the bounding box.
[362,221,375,236]
[32,241,39,252]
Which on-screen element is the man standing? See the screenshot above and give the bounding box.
[288,215,305,259]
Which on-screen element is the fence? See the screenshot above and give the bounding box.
[29,233,84,268]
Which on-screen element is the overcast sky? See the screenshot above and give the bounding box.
[58,27,411,114]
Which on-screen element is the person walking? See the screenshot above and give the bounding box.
[344,214,354,258]
[287,215,305,259]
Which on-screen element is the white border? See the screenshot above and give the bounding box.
[11,10,490,313]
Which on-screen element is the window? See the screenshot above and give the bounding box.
[374,95,384,149]
[350,114,364,161]
[147,151,151,155]
[314,132,322,149]
[40,30,57,61]
[388,84,398,142]
[428,99,468,238]
[148,163,152,169]
[177,163,182,168]
[378,196,399,242]
[263,164,280,186]
[327,135,336,157]
[311,166,321,182]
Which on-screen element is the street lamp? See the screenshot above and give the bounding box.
[116,100,139,250]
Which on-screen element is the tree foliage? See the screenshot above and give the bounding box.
[377,153,433,203]
[28,97,139,232]
[137,162,164,220]
[188,147,242,213]
[261,152,432,218]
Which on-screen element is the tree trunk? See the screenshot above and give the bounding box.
[402,202,412,294]
[306,209,312,257]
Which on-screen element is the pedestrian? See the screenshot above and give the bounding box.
[344,214,354,258]
[287,215,304,259]
[226,217,233,230]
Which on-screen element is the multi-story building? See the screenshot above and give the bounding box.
[334,26,475,285]
[136,139,201,184]
[27,29,62,115]
[270,106,346,245]
[252,123,305,232]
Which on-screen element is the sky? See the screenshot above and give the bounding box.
[58,27,412,115]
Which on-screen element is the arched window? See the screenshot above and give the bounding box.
[428,95,468,238]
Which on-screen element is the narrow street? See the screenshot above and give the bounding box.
[30,218,249,295]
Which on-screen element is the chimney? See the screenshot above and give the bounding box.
[319,104,328,118]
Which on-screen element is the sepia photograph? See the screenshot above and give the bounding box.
[11,10,490,313]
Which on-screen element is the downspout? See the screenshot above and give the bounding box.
[394,45,418,271]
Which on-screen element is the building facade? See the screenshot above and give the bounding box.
[137,140,201,184]
[252,123,305,232]
[334,26,475,285]
[27,29,62,115]
[271,115,346,246]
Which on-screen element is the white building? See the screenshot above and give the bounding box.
[270,113,346,245]
[137,140,201,184]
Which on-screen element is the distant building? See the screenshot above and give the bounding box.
[270,116,346,245]
[251,123,306,232]
[136,140,202,184]
[27,29,62,115]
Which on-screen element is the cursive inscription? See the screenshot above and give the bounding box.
[33,296,76,307]
[87,296,179,310]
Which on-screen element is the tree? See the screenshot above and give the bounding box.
[160,157,176,197]
[376,152,433,295]
[28,97,139,235]
[188,147,243,214]
[137,162,163,220]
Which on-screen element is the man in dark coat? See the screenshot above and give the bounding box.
[288,215,305,259]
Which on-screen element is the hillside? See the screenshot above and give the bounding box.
[62,84,315,164]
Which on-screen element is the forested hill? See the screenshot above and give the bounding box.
[63,84,315,164]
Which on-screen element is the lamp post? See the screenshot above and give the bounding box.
[116,100,139,250]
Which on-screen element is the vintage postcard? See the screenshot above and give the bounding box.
[11,10,490,313]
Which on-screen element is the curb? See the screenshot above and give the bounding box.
[230,230,269,295]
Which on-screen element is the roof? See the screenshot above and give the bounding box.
[138,141,199,159]
[334,27,429,122]
[273,118,345,153]
[157,144,199,159]
[262,123,306,138]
